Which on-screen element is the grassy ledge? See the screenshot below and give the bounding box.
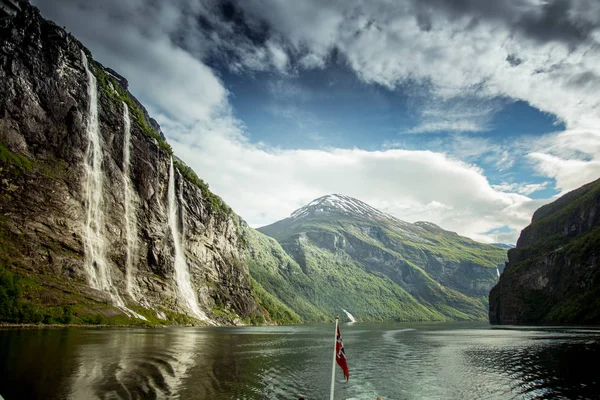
[0,142,32,171]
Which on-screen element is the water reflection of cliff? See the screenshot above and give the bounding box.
[463,334,600,399]
[67,327,295,399]
[0,327,308,399]
[68,329,201,399]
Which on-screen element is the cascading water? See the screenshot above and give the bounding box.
[168,158,207,321]
[342,308,357,323]
[81,52,146,321]
[81,51,109,292]
[122,102,138,299]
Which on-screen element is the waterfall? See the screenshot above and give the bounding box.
[81,51,109,292]
[168,158,207,321]
[342,308,356,323]
[122,102,138,300]
[81,52,146,321]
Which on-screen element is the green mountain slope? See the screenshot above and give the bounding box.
[252,194,507,322]
[490,177,600,324]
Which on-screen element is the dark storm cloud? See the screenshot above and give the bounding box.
[567,71,600,89]
[222,0,600,48]
[32,0,282,73]
[514,0,592,44]
[30,0,600,125]
[506,54,523,67]
[401,0,595,45]
[32,0,600,74]
[216,1,270,46]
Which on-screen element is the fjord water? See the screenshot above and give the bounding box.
[1,323,599,400]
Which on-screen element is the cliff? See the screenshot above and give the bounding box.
[489,177,600,324]
[0,3,272,325]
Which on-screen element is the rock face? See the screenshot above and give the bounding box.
[256,194,507,321]
[0,3,266,325]
[489,178,600,325]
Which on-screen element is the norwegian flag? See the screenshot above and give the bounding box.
[336,326,349,381]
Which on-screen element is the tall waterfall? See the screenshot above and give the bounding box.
[342,308,356,323]
[81,51,110,292]
[168,158,207,321]
[81,52,146,321]
[122,102,138,299]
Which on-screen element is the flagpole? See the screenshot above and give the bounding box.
[330,315,339,400]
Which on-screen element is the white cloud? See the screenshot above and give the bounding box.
[163,115,536,243]
[298,53,326,69]
[528,153,600,193]
[527,128,600,193]
[266,40,290,72]
[492,181,550,196]
[406,120,488,134]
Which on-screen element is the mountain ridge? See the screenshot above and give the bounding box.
[255,194,507,322]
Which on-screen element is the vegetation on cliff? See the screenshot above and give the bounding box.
[490,177,600,324]
[93,59,231,217]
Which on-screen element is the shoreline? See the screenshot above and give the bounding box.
[0,322,198,330]
[0,321,282,330]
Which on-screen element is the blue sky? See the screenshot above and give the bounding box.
[224,65,565,200]
[225,68,562,152]
[34,0,600,243]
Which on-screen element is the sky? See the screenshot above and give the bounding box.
[33,0,600,244]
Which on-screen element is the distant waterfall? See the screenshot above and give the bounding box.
[81,52,146,321]
[122,102,138,299]
[168,158,207,321]
[342,308,356,323]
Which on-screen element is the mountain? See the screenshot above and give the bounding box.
[0,3,292,326]
[256,194,508,321]
[491,243,516,250]
[489,178,600,325]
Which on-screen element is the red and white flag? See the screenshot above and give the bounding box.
[336,326,349,381]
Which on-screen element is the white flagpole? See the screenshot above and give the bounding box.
[330,316,339,400]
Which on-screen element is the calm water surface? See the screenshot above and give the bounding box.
[1,322,599,399]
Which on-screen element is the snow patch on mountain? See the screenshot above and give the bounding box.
[290,194,395,221]
[414,221,442,229]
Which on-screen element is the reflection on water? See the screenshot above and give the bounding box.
[68,329,199,399]
[464,331,600,399]
[0,323,599,399]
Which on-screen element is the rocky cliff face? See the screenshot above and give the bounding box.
[257,194,507,321]
[0,3,266,325]
[489,177,600,324]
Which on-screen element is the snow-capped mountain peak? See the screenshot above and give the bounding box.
[289,194,393,221]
